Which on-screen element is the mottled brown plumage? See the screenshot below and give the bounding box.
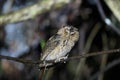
[40,26,79,67]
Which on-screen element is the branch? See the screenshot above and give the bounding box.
[98,32,108,80]
[0,48,120,66]
[95,0,120,35]
[68,48,120,61]
[90,58,120,80]
[74,22,101,80]
[0,0,70,25]
[104,0,120,22]
[0,55,37,64]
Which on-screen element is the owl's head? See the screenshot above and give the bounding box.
[57,26,79,41]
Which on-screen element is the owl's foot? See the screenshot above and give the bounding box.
[39,61,53,69]
[54,55,68,63]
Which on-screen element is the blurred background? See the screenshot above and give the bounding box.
[0,0,120,80]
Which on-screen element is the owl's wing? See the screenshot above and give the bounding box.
[41,34,60,60]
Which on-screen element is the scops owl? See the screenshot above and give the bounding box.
[40,26,79,67]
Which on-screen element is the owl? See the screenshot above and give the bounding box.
[39,26,79,68]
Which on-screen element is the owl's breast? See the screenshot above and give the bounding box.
[60,40,75,56]
[43,39,75,61]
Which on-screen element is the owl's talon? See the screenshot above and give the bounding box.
[43,61,46,66]
[54,56,68,63]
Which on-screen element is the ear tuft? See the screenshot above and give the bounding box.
[62,25,66,28]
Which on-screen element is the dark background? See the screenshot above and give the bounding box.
[0,0,120,80]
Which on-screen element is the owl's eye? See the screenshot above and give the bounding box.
[71,32,75,35]
[65,27,70,30]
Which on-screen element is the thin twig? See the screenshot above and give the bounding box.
[104,0,120,22]
[90,58,120,80]
[74,23,87,80]
[95,0,120,35]
[98,32,108,80]
[74,22,101,80]
[0,55,36,64]
[68,48,120,61]
[0,48,120,67]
